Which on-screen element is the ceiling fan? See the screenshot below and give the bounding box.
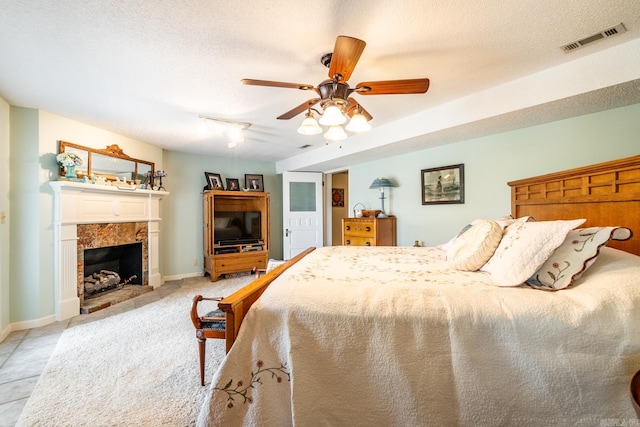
[241,35,430,138]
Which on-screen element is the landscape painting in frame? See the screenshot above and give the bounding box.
[421,164,464,205]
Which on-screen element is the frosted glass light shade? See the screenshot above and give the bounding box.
[345,112,371,132]
[324,125,348,141]
[297,115,322,135]
[319,104,347,126]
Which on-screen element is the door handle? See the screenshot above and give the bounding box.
[285,228,290,237]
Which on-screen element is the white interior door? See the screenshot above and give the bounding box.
[282,171,323,259]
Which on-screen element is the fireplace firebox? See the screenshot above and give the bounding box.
[84,242,143,299]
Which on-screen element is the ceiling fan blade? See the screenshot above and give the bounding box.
[277,98,321,120]
[345,97,373,121]
[328,36,366,82]
[241,79,315,90]
[355,78,430,95]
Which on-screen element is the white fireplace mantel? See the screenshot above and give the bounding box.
[50,181,168,321]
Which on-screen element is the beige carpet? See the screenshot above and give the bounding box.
[16,275,253,427]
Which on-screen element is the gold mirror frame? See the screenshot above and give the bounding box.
[58,141,155,183]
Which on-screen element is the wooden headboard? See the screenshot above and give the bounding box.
[508,156,640,256]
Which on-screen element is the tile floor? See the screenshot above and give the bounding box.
[0,280,183,427]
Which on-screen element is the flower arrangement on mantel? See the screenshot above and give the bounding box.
[56,152,84,179]
[56,152,83,168]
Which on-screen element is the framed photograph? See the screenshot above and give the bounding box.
[226,178,240,191]
[204,172,224,190]
[245,174,264,192]
[421,164,464,205]
[332,188,344,207]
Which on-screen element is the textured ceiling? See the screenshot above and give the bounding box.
[1,0,639,171]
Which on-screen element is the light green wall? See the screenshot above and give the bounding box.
[160,150,280,279]
[348,103,639,247]
[0,97,9,338]
[1,101,638,330]
[9,107,42,321]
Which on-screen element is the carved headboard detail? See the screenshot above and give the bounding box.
[508,156,640,256]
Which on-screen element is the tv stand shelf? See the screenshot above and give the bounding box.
[203,190,270,281]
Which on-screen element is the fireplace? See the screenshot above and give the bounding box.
[50,181,167,321]
[84,242,142,296]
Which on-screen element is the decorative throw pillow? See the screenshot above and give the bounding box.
[482,218,586,287]
[447,220,503,271]
[525,226,632,290]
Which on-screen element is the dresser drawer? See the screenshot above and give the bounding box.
[343,220,374,237]
[341,217,397,247]
[344,236,374,246]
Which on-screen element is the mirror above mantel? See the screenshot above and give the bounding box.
[58,141,155,183]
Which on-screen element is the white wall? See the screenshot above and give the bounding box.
[347,103,640,247]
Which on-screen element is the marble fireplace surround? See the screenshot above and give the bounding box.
[50,181,168,321]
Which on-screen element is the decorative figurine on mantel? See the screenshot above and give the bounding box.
[56,152,83,179]
[154,171,167,191]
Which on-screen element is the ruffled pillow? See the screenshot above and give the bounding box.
[482,218,586,287]
[525,226,632,290]
[447,220,503,271]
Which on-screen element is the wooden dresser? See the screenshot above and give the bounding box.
[342,217,397,246]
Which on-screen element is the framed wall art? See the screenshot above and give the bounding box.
[226,178,240,191]
[421,164,464,205]
[245,174,264,191]
[332,188,345,207]
[204,172,224,190]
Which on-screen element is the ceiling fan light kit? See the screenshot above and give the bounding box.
[242,35,430,144]
[324,125,348,141]
[297,112,323,135]
[318,103,347,126]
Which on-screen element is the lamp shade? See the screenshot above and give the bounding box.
[297,114,322,135]
[324,125,348,141]
[345,112,371,132]
[319,104,347,126]
[369,177,396,189]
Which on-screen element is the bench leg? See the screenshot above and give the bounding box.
[196,330,206,386]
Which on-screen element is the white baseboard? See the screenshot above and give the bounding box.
[0,323,12,343]
[0,314,58,339]
[162,271,204,282]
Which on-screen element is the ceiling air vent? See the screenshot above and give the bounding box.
[562,23,626,53]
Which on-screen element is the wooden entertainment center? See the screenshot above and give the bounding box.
[202,190,270,281]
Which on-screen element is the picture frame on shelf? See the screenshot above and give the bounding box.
[226,178,240,191]
[204,172,224,190]
[245,174,264,191]
[421,164,464,205]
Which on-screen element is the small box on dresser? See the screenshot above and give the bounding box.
[342,216,397,246]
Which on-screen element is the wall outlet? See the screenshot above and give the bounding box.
[192,258,197,266]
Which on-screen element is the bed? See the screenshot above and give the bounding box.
[198,156,640,426]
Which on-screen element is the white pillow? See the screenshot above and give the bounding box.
[482,218,586,287]
[447,220,503,271]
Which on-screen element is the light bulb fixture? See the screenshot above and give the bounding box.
[324,125,348,141]
[297,110,323,135]
[369,177,396,217]
[199,115,251,147]
[319,103,347,126]
[345,112,371,132]
[297,100,371,144]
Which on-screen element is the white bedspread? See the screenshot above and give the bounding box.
[197,246,640,426]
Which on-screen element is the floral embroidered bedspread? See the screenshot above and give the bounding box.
[197,246,640,426]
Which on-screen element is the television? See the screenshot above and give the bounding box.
[214,211,262,245]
